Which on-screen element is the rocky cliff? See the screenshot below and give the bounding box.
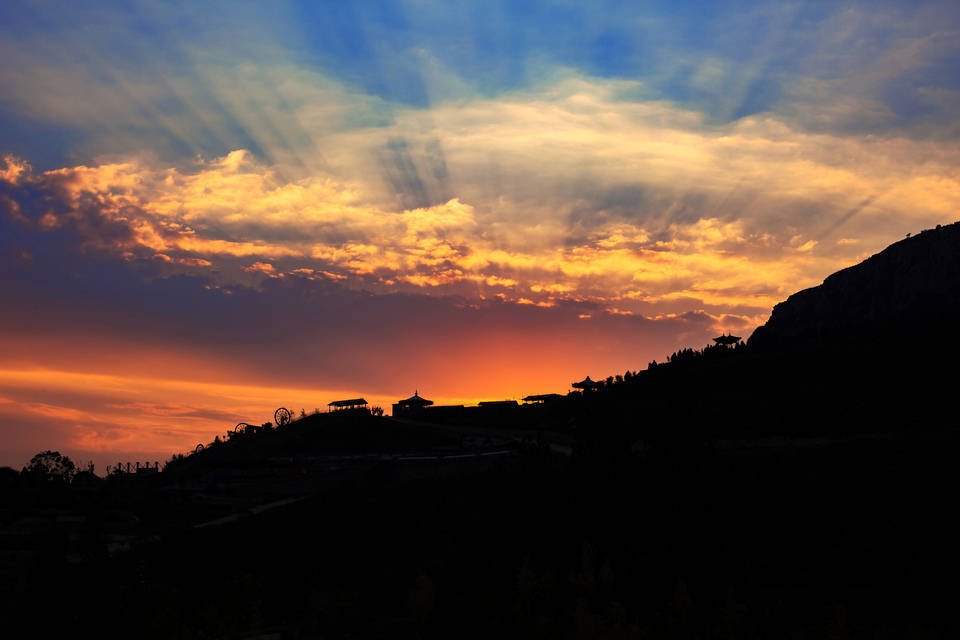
[749,221,960,347]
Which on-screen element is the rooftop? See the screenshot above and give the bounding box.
[522,393,564,403]
[328,398,368,408]
[572,376,598,389]
[397,392,433,407]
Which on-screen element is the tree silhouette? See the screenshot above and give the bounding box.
[22,450,76,483]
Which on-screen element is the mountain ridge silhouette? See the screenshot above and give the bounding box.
[750,221,960,348]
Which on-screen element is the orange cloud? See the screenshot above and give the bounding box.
[243,261,277,275]
[0,155,30,184]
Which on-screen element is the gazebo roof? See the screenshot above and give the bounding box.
[713,333,741,345]
[398,391,433,407]
[572,376,599,389]
[328,398,368,407]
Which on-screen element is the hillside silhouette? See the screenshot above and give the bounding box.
[560,221,960,451]
[3,224,960,638]
[752,222,960,347]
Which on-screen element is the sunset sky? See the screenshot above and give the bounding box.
[2,1,959,469]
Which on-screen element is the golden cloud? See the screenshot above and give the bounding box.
[5,74,960,330]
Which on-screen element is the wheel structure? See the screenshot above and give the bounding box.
[194,443,205,453]
[235,422,254,434]
[274,407,292,427]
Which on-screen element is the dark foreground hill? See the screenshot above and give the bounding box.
[4,225,960,638]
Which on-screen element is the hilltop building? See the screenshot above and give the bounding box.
[328,398,368,412]
[522,393,564,404]
[392,391,433,417]
[572,376,599,392]
[713,333,741,347]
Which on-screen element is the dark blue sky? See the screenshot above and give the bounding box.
[3,0,959,168]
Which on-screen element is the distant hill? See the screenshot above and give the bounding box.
[750,222,960,348]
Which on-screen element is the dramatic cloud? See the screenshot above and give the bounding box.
[2,0,959,467]
[3,75,958,321]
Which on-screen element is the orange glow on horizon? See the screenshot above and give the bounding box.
[0,342,655,469]
[0,368,493,469]
[5,72,958,472]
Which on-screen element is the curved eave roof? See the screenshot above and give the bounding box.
[572,376,598,388]
[398,393,434,406]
